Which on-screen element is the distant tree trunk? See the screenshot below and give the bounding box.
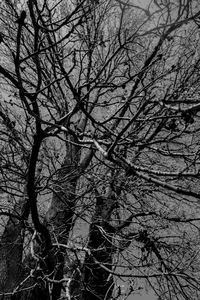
[44,135,93,299]
[45,142,80,244]
[81,187,116,300]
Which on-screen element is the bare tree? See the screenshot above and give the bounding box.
[1,0,200,299]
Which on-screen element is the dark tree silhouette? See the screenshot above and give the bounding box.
[0,1,200,300]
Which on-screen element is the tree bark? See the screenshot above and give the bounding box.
[44,140,93,299]
[82,188,116,300]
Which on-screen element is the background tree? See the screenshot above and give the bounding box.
[1,0,200,299]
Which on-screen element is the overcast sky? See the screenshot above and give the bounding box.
[130,0,150,7]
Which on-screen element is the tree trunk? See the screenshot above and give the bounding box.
[44,141,93,299]
[81,188,116,300]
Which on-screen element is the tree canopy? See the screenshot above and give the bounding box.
[1,0,200,299]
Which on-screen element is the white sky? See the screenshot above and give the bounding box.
[130,290,157,300]
[129,0,151,7]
